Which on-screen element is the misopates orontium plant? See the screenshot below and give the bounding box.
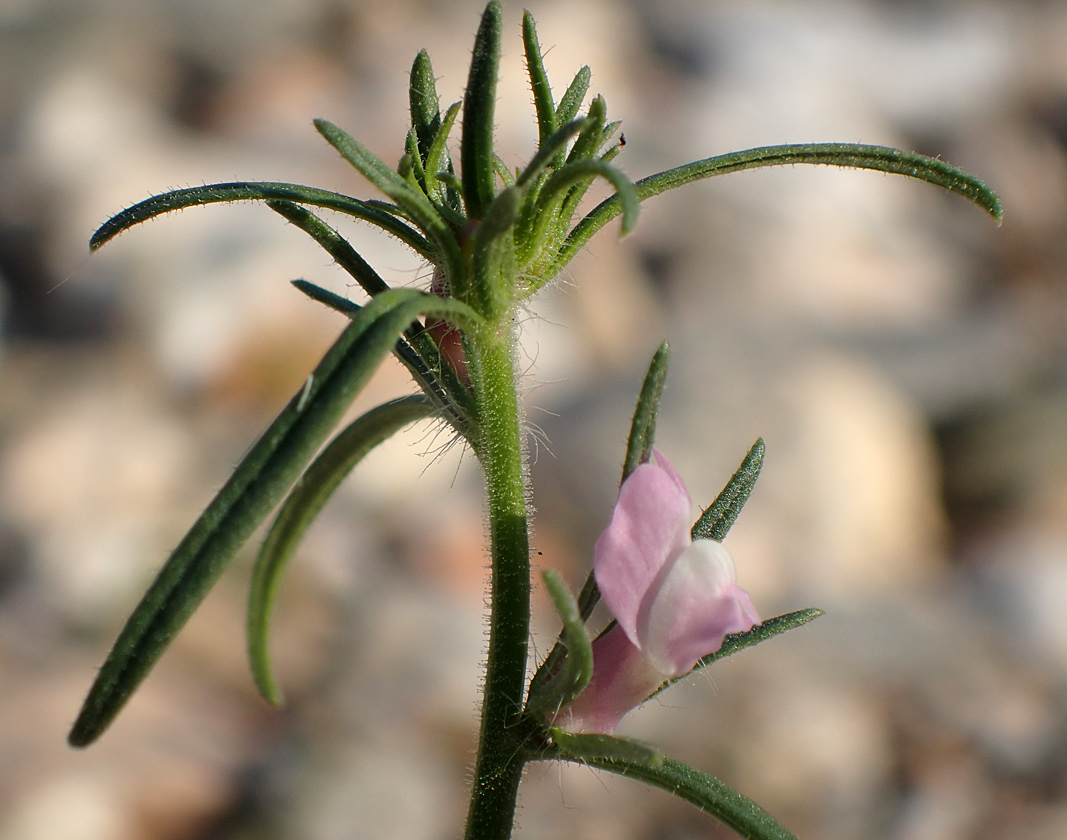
[68,4,1001,839]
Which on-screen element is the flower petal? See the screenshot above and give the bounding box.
[594,452,692,644]
[640,540,759,676]
[558,623,667,734]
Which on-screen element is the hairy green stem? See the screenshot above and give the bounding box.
[463,320,531,840]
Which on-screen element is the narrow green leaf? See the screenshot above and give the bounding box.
[653,608,824,699]
[68,289,482,747]
[564,96,606,165]
[553,750,799,840]
[522,10,556,148]
[425,101,462,207]
[316,118,411,195]
[622,342,671,482]
[536,159,639,239]
[404,130,429,195]
[267,200,390,297]
[546,728,663,769]
[556,142,1003,274]
[314,119,461,278]
[555,119,625,227]
[493,154,517,189]
[555,65,592,129]
[691,438,764,541]
[462,1,502,219]
[525,571,593,719]
[700,608,823,669]
[89,181,431,258]
[516,117,589,189]
[409,48,443,163]
[249,395,436,704]
[290,279,476,438]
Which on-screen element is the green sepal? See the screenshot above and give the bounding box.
[525,571,593,720]
[545,727,663,769]
[68,289,482,747]
[89,181,431,259]
[248,395,436,705]
[522,10,555,148]
[554,142,1004,277]
[691,438,764,541]
[547,743,799,840]
[461,1,502,219]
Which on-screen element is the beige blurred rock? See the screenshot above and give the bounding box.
[771,352,947,600]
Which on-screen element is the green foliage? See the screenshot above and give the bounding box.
[68,290,481,747]
[248,395,436,705]
[692,438,766,541]
[546,735,800,840]
[74,4,1001,840]
[525,571,594,719]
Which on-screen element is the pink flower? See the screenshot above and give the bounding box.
[561,451,759,734]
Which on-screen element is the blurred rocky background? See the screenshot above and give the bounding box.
[1,0,1066,838]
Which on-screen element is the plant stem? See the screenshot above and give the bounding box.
[463,319,531,840]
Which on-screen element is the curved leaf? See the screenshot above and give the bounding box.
[516,117,589,189]
[267,200,390,297]
[314,119,462,279]
[522,159,638,279]
[90,181,431,258]
[68,289,482,747]
[248,395,436,704]
[548,741,799,840]
[555,142,1003,274]
[538,158,639,238]
[525,571,594,719]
